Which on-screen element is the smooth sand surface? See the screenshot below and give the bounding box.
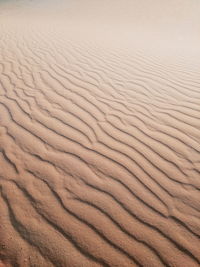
[0,0,200,266]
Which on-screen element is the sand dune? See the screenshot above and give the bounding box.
[0,0,200,266]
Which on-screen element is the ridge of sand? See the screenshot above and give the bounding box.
[0,0,200,266]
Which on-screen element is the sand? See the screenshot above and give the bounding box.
[0,0,200,266]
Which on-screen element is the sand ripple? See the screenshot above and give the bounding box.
[0,1,200,266]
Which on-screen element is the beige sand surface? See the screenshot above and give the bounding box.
[0,0,200,266]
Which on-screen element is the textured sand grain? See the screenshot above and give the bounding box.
[0,0,200,266]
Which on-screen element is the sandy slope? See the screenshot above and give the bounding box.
[0,0,200,266]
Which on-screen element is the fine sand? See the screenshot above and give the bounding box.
[0,0,200,266]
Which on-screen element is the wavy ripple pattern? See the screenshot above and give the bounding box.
[0,1,200,266]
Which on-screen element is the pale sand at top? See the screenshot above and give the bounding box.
[0,0,200,266]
